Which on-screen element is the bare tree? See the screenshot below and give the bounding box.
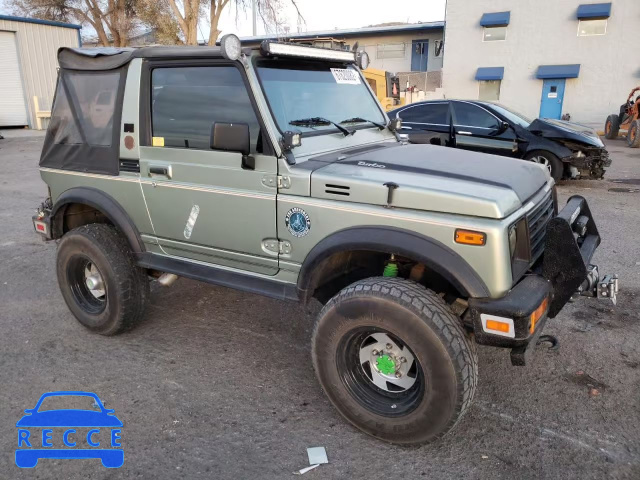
[9,0,137,46]
[156,0,304,46]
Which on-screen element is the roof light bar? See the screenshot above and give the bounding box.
[260,41,356,63]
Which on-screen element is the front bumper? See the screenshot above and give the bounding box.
[466,195,618,365]
[565,148,611,179]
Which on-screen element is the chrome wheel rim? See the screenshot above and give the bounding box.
[84,262,106,299]
[67,256,107,314]
[531,155,552,174]
[337,327,424,417]
[358,332,417,392]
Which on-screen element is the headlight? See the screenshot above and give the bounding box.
[509,224,517,259]
[220,34,242,61]
[357,51,370,69]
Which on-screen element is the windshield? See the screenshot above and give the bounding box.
[488,103,532,128]
[256,60,386,134]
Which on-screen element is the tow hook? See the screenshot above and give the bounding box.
[536,334,559,351]
[577,265,619,305]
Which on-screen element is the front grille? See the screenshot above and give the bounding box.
[527,192,554,262]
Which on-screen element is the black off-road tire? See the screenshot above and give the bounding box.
[627,120,640,148]
[312,277,478,445]
[56,224,149,335]
[524,150,564,182]
[604,114,620,139]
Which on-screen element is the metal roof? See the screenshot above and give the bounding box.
[239,21,444,43]
[0,14,81,30]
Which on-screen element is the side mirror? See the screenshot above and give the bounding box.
[388,117,402,132]
[497,121,510,134]
[210,122,254,170]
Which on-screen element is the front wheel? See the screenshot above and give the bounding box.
[525,150,564,182]
[312,277,478,444]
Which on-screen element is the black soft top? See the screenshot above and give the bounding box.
[58,46,227,71]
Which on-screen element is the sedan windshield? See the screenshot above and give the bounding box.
[256,60,386,134]
[488,103,532,128]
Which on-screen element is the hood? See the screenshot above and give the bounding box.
[529,118,604,147]
[307,143,549,219]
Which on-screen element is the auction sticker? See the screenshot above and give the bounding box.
[331,68,361,85]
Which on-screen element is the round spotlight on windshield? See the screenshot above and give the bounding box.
[220,34,242,61]
[357,51,370,70]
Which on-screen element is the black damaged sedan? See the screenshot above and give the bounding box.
[389,100,610,181]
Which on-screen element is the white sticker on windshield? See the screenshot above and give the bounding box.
[330,68,361,85]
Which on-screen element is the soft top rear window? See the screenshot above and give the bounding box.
[40,67,127,175]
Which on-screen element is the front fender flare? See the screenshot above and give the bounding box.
[297,226,490,301]
[51,187,145,253]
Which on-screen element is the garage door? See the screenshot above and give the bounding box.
[0,31,28,126]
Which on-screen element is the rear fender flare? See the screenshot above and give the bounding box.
[51,187,145,253]
[297,226,490,302]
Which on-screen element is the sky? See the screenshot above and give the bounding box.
[214,0,445,40]
[0,0,446,42]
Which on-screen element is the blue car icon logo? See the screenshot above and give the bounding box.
[16,391,123,468]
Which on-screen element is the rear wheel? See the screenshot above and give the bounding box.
[627,120,640,148]
[604,114,620,139]
[56,224,149,335]
[525,150,564,181]
[312,277,477,444]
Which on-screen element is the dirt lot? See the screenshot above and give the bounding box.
[0,132,639,479]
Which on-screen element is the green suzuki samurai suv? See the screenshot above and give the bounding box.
[33,36,618,444]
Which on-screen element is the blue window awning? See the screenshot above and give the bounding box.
[536,64,581,79]
[577,3,612,19]
[480,12,510,27]
[476,67,504,81]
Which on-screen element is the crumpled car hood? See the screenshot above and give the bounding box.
[529,118,604,147]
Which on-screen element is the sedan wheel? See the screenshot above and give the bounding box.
[525,151,563,181]
[530,155,552,174]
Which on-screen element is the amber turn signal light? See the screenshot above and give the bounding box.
[529,297,549,334]
[454,229,486,246]
[485,319,511,334]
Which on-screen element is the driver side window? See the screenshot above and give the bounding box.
[151,66,263,152]
[453,102,500,129]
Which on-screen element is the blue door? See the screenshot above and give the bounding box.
[411,40,429,72]
[539,79,565,119]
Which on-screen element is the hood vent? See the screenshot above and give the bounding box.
[325,183,350,196]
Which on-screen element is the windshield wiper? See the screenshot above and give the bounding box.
[289,117,354,136]
[340,117,386,130]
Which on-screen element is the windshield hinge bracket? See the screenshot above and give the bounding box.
[277,176,291,189]
[262,238,292,255]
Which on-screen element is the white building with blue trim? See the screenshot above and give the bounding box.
[442,1,639,126]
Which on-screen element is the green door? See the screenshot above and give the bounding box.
[138,63,279,275]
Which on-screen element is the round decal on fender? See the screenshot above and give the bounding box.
[285,208,311,237]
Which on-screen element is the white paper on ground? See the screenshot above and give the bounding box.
[294,464,319,475]
[306,447,329,465]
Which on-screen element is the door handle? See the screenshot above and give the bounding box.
[457,131,472,135]
[149,165,172,179]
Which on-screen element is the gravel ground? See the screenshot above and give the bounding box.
[0,133,639,479]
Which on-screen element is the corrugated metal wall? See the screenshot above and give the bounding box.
[0,19,79,129]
